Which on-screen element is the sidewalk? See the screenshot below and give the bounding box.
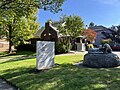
[0,55,36,90]
[0,78,17,90]
[56,51,87,56]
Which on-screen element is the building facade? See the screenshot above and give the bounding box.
[89,25,113,46]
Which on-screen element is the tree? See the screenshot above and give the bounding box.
[57,15,84,51]
[0,0,65,53]
[58,15,84,39]
[102,25,120,43]
[0,9,40,53]
[0,0,65,14]
[89,22,94,27]
[82,29,96,42]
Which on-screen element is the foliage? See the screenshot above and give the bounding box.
[57,15,84,51]
[102,25,120,43]
[110,25,120,43]
[58,15,84,38]
[55,40,71,54]
[101,39,112,45]
[86,44,94,50]
[82,29,97,42]
[0,0,65,53]
[0,0,65,14]
[16,44,36,52]
[0,54,120,90]
[89,22,94,27]
[0,9,40,53]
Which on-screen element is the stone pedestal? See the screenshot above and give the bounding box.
[83,53,120,68]
[36,41,55,70]
[76,43,85,51]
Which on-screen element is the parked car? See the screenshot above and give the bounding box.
[111,44,120,51]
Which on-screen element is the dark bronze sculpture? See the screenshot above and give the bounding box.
[99,43,112,53]
[83,43,120,68]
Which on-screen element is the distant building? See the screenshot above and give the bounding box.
[0,38,9,52]
[34,21,85,51]
[89,25,114,46]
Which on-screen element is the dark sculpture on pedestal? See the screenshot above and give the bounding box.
[99,43,112,53]
[83,43,120,68]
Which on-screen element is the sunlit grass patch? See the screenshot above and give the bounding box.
[0,53,120,90]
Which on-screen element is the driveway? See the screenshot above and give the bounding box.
[112,51,120,57]
[57,51,120,58]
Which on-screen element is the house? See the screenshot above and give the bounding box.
[34,21,59,42]
[34,21,86,51]
[0,38,9,52]
[89,25,114,46]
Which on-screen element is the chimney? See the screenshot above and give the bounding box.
[45,21,52,28]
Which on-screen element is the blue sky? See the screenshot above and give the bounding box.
[37,0,120,28]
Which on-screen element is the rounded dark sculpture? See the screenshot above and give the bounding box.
[83,53,120,68]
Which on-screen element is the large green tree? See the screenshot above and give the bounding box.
[0,0,65,53]
[89,22,94,27]
[58,15,84,39]
[57,15,84,51]
[0,0,65,14]
[0,9,40,53]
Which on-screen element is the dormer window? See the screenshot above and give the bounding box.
[44,34,46,36]
[49,33,51,36]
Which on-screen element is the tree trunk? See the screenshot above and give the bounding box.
[8,24,12,53]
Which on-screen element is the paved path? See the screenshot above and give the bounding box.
[0,55,36,61]
[0,56,36,90]
[57,51,120,57]
[56,51,87,56]
[112,51,120,57]
[0,78,17,90]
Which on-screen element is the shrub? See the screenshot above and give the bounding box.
[101,39,112,45]
[16,44,36,52]
[86,44,94,50]
[55,41,71,54]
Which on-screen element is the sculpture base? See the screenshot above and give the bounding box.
[83,53,120,68]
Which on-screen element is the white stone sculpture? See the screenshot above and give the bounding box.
[36,41,55,70]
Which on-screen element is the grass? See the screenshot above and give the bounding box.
[0,51,36,58]
[0,52,120,90]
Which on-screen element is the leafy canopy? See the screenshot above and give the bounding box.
[0,9,40,46]
[0,0,65,52]
[58,15,85,38]
[82,29,96,42]
[89,22,94,27]
[0,0,65,14]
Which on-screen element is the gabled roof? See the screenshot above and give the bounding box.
[89,25,108,32]
[34,21,60,38]
[88,25,117,34]
[50,25,59,32]
[34,27,44,37]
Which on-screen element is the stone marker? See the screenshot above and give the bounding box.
[36,41,55,70]
[83,43,120,68]
[83,53,120,68]
[76,43,86,51]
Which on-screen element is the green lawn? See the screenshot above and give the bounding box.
[0,53,120,90]
[0,51,36,58]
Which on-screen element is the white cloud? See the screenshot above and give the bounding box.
[94,0,120,5]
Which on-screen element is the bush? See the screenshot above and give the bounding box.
[101,39,112,45]
[86,44,94,50]
[16,44,36,52]
[55,41,71,54]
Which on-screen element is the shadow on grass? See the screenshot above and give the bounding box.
[0,51,35,58]
[1,63,120,90]
[0,56,36,64]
